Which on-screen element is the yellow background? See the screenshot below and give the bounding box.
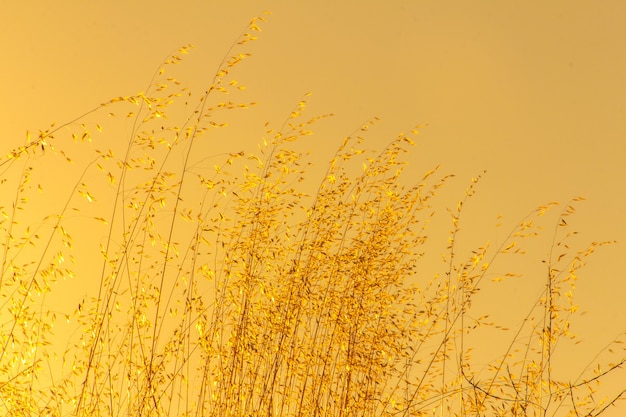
[2,1,625,414]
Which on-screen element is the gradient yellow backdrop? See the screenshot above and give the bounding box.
[2,1,625,414]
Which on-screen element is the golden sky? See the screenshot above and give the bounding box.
[2,1,625,414]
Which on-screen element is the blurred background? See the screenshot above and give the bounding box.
[2,1,625,414]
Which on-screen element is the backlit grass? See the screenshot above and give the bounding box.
[1,14,624,417]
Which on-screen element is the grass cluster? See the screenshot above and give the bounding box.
[1,14,624,417]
